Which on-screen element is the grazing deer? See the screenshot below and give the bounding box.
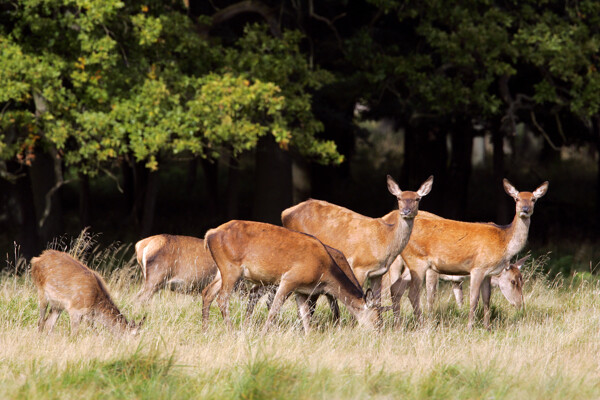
[31,250,144,335]
[281,175,433,310]
[135,235,218,302]
[387,254,528,310]
[427,255,529,309]
[202,220,380,333]
[386,179,548,329]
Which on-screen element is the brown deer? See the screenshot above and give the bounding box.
[201,220,380,333]
[426,255,529,309]
[31,250,144,335]
[387,254,528,311]
[386,179,548,329]
[281,175,433,310]
[135,235,218,302]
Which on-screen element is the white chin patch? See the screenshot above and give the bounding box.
[519,212,530,218]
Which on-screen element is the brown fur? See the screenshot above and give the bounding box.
[281,175,433,308]
[385,179,548,329]
[135,235,217,302]
[31,250,142,335]
[201,220,380,333]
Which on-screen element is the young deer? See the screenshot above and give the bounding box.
[427,255,529,309]
[281,175,433,310]
[202,220,380,333]
[387,179,548,329]
[31,250,144,335]
[135,235,218,302]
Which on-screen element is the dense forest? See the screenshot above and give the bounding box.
[1,0,600,273]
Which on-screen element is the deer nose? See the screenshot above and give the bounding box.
[521,206,531,214]
[401,208,413,216]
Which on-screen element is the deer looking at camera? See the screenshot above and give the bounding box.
[281,175,433,312]
[202,220,380,333]
[31,250,144,335]
[135,235,218,302]
[386,179,548,329]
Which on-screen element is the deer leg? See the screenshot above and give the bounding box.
[390,265,411,325]
[468,270,486,329]
[452,281,464,307]
[262,280,294,334]
[44,308,62,333]
[480,276,492,330]
[407,262,427,322]
[295,293,312,334]
[215,270,242,330]
[201,275,222,328]
[326,295,340,324]
[37,294,48,332]
[245,284,266,322]
[136,270,168,303]
[425,269,439,312]
[69,312,84,336]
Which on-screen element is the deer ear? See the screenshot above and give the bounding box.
[533,181,549,199]
[364,288,375,307]
[417,175,434,197]
[513,255,530,270]
[503,179,520,200]
[387,175,402,197]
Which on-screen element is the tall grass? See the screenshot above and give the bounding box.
[1,242,599,399]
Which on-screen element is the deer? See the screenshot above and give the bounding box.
[385,179,548,329]
[31,249,144,335]
[135,235,218,302]
[281,175,433,313]
[201,220,381,333]
[426,255,529,309]
[387,254,529,311]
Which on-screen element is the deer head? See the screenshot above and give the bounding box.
[495,255,529,309]
[503,179,549,218]
[387,175,434,219]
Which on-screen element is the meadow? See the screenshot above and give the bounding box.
[0,243,599,400]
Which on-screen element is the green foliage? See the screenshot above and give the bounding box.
[0,0,342,178]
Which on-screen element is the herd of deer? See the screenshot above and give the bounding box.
[30,175,549,335]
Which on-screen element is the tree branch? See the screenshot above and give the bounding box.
[199,1,281,38]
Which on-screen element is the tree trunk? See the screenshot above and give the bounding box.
[444,122,473,220]
[492,127,508,223]
[225,158,241,220]
[29,149,63,246]
[201,157,220,218]
[253,135,293,225]
[140,170,159,237]
[5,162,40,259]
[79,172,91,228]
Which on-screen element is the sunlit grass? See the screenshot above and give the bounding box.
[1,251,599,399]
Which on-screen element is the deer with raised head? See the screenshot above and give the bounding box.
[135,235,218,302]
[386,179,548,329]
[281,175,433,311]
[31,250,144,335]
[202,220,380,333]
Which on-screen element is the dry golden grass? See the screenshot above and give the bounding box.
[1,253,599,399]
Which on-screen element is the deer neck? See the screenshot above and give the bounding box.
[386,211,414,259]
[504,214,531,260]
[96,299,130,331]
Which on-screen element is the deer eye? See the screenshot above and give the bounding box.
[511,280,516,285]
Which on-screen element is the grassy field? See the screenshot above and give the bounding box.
[1,251,599,399]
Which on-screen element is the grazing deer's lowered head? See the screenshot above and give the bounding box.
[493,255,529,309]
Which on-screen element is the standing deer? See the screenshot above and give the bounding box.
[135,235,218,302]
[281,175,433,311]
[202,220,380,333]
[387,179,548,329]
[31,250,144,335]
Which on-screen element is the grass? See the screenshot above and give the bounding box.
[1,252,599,399]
